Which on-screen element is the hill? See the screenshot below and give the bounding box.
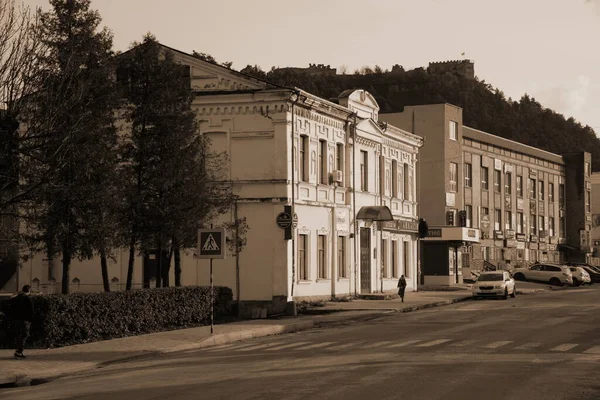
[242,62,600,171]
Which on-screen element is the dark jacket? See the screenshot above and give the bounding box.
[397,277,407,289]
[11,293,34,322]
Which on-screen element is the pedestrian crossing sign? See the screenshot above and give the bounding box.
[197,228,226,259]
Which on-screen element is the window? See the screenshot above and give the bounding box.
[517,212,524,234]
[549,182,554,203]
[530,214,537,235]
[529,178,536,199]
[494,209,501,231]
[482,246,490,261]
[505,173,512,195]
[559,184,565,204]
[336,143,343,172]
[494,170,501,193]
[318,140,327,184]
[465,205,472,228]
[449,163,458,192]
[392,160,398,197]
[464,163,472,188]
[559,217,565,237]
[298,234,308,280]
[403,241,410,278]
[317,235,326,279]
[398,165,404,199]
[516,176,523,197]
[538,216,545,235]
[549,217,555,237]
[382,240,388,278]
[586,190,591,212]
[300,136,308,182]
[404,164,410,200]
[505,211,512,230]
[360,151,368,191]
[481,167,489,190]
[449,120,458,140]
[338,236,346,278]
[539,181,544,201]
[391,241,398,278]
[586,162,591,176]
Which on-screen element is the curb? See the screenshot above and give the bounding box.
[0,320,315,387]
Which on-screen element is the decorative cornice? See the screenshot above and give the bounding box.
[197,103,288,116]
[294,106,345,129]
[355,136,379,148]
[383,138,419,153]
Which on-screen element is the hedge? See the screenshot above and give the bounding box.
[0,286,233,348]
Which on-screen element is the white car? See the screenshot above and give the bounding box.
[511,263,573,286]
[567,266,591,286]
[472,271,516,300]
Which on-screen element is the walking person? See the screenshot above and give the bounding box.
[397,274,407,302]
[11,285,34,359]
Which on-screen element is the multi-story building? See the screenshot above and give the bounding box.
[380,103,592,284]
[4,45,424,317]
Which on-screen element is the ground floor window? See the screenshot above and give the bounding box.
[391,241,398,278]
[298,234,308,280]
[338,236,346,278]
[317,234,326,279]
[403,241,410,278]
[382,239,388,278]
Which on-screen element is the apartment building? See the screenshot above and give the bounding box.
[381,104,592,284]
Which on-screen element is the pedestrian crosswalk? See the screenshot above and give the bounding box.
[203,338,600,356]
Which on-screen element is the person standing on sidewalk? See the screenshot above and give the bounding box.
[11,285,34,359]
[397,275,407,302]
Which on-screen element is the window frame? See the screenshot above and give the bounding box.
[481,167,489,190]
[464,163,472,188]
[317,234,327,279]
[449,120,458,141]
[449,162,458,192]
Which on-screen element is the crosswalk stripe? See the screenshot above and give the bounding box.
[515,342,542,350]
[417,339,452,347]
[484,341,513,349]
[363,341,395,349]
[237,342,285,352]
[388,339,422,348]
[583,346,600,354]
[297,342,336,350]
[326,342,365,351]
[265,342,311,351]
[551,343,579,352]
[450,340,478,347]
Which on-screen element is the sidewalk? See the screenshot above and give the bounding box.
[0,286,545,387]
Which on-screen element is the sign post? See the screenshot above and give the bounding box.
[198,226,226,334]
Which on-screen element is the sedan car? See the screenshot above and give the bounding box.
[472,271,516,300]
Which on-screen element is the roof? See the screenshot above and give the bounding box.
[462,126,564,166]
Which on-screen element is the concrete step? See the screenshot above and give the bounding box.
[357,293,400,300]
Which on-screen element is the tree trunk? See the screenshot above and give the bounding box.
[161,249,171,287]
[100,248,110,292]
[174,247,181,287]
[61,243,71,295]
[126,236,135,290]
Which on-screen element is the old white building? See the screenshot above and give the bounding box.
[4,45,424,316]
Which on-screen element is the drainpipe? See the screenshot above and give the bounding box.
[380,141,384,293]
[289,90,301,302]
[352,112,358,296]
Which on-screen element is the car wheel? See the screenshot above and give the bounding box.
[549,277,562,286]
[514,273,525,281]
[510,286,516,298]
[503,288,508,300]
[573,278,580,286]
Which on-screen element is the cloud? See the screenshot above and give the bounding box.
[535,75,592,116]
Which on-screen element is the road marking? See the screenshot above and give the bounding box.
[236,342,284,352]
[207,343,257,352]
[417,339,453,347]
[450,340,478,347]
[297,342,337,350]
[484,341,513,349]
[515,342,543,350]
[265,342,311,351]
[387,339,423,348]
[363,341,395,349]
[551,343,579,352]
[326,342,366,351]
[583,346,600,354]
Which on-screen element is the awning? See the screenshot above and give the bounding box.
[356,206,394,221]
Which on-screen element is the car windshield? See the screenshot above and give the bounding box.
[477,274,504,281]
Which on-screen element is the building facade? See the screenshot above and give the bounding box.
[4,46,424,317]
[380,104,591,284]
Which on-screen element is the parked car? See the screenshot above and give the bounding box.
[567,266,592,286]
[472,271,516,300]
[565,262,600,283]
[511,263,573,286]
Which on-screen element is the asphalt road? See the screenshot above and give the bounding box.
[4,288,600,400]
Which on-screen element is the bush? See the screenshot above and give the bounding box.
[0,286,233,348]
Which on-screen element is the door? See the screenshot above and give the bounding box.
[360,227,371,293]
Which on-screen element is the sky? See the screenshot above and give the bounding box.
[23,0,600,132]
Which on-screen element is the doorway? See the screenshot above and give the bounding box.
[360,227,371,293]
